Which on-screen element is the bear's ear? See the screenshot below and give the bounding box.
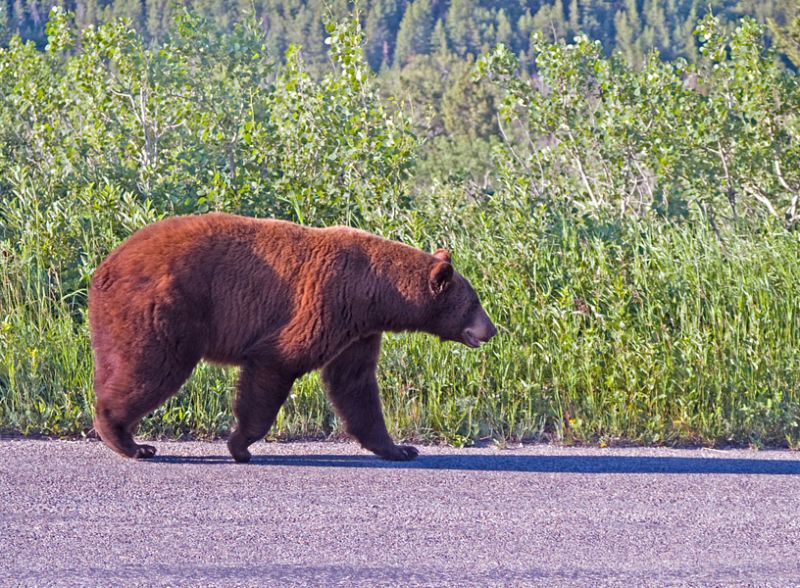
[433,248,452,264]
[429,261,454,297]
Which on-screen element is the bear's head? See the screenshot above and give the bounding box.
[427,248,497,348]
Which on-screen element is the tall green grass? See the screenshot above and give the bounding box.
[3,189,799,447]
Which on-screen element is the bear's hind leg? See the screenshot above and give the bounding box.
[321,334,418,461]
[227,364,294,463]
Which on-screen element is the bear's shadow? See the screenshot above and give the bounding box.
[150,452,800,475]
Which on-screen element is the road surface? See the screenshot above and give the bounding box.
[2,438,800,587]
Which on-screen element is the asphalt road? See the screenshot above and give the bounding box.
[2,439,800,587]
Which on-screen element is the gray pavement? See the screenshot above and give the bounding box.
[2,438,800,587]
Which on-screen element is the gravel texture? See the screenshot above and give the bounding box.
[2,438,800,587]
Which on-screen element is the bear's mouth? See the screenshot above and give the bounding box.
[460,323,497,348]
[461,330,483,348]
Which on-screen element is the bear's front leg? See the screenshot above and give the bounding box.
[228,364,294,463]
[321,334,418,461]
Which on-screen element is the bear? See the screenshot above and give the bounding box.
[89,212,497,462]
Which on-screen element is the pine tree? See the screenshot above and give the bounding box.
[613,0,644,64]
[614,9,638,65]
[769,0,800,68]
[446,0,481,57]
[644,0,669,52]
[495,8,513,49]
[640,23,655,53]
[364,0,388,70]
[394,0,434,67]
[441,57,497,141]
[74,0,98,31]
[26,0,43,30]
[12,0,26,35]
[625,0,640,32]
[364,0,401,71]
[516,9,534,55]
[145,0,168,43]
[579,0,614,46]
[431,18,448,57]
[532,3,568,43]
[0,1,7,42]
[676,4,700,62]
[568,0,579,36]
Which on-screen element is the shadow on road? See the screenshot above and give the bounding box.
[151,453,800,474]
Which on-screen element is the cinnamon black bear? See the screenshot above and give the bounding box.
[89,213,496,461]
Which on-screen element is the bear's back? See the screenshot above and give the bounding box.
[92,214,297,290]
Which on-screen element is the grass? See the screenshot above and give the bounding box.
[2,189,800,448]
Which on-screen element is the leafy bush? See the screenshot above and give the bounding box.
[478,15,800,229]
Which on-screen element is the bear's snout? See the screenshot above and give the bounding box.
[461,311,497,348]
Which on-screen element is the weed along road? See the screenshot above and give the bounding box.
[2,440,800,587]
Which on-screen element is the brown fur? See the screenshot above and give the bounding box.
[89,213,496,461]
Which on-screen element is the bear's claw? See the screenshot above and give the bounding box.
[227,435,253,463]
[134,444,157,459]
[380,444,419,461]
[232,450,252,463]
